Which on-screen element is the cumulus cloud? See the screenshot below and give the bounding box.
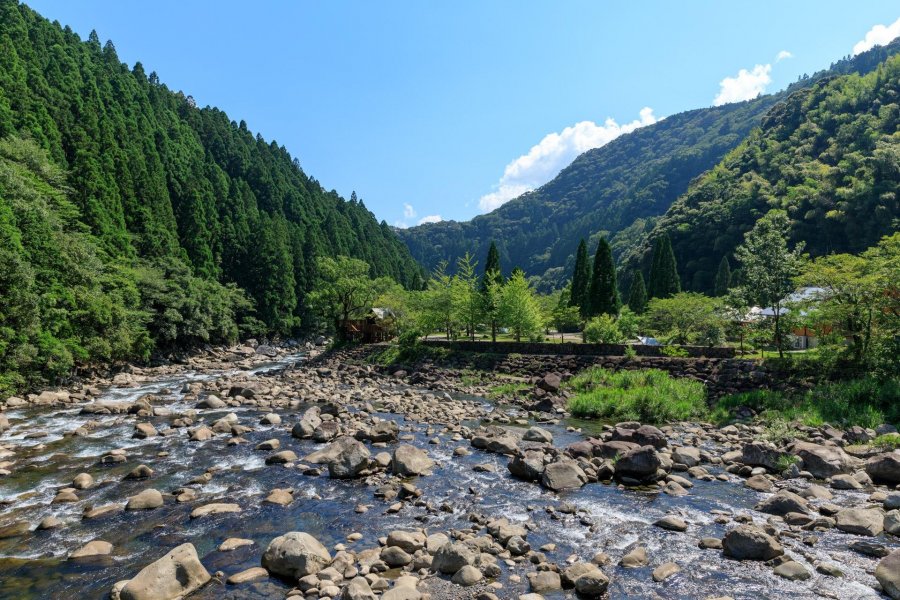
[775,50,793,62]
[478,107,658,213]
[403,203,416,219]
[417,214,443,225]
[852,17,900,56]
[713,64,772,106]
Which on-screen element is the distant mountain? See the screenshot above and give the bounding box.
[398,39,900,291]
[623,51,900,292]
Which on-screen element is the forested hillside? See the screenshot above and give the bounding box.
[398,39,900,290]
[625,54,900,292]
[0,1,421,392]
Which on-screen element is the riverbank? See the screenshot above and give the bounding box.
[0,344,898,599]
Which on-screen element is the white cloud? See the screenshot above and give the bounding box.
[713,64,772,106]
[417,214,443,225]
[478,107,658,213]
[775,50,793,62]
[403,203,416,219]
[852,17,900,56]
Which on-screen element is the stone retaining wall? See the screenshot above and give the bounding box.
[421,340,736,359]
[401,347,796,400]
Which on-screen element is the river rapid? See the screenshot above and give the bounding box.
[0,349,897,600]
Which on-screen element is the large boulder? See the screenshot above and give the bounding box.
[754,490,809,516]
[835,508,884,537]
[342,577,377,600]
[292,408,322,439]
[508,450,545,481]
[740,441,785,470]
[431,542,476,574]
[614,445,661,480]
[541,460,588,491]
[325,436,371,479]
[610,424,667,449]
[790,441,860,479]
[125,489,164,511]
[367,420,399,443]
[261,532,331,579]
[392,445,434,476]
[866,452,900,485]
[722,525,783,561]
[523,426,553,444]
[537,374,561,393]
[876,550,900,599]
[119,543,211,600]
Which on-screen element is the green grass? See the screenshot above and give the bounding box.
[713,376,900,429]
[566,368,708,423]
[872,433,900,450]
[489,381,531,399]
[365,342,449,367]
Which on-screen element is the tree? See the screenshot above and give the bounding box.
[797,236,897,366]
[480,241,504,341]
[420,261,456,340]
[481,278,503,343]
[586,237,619,317]
[306,256,391,339]
[714,255,732,297]
[499,270,543,342]
[648,234,680,299]
[551,287,581,342]
[452,252,480,341]
[570,239,591,316]
[645,292,725,346]
[627,272,648,314]
[481,241,502,288]
[734,210,805,358]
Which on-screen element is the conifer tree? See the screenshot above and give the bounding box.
[648,234,681,299]
[569,239,590,317]
[627,271,648,314]
[714,255,731,297]
[586,237,620,317]
[480,241,503,341]
[481,241,502,290]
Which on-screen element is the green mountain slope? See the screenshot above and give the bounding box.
[398,39,900,290]
[0,0,421,391]
[624,53,900,292]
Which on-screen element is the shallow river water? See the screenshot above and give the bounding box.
[0,355,896,599]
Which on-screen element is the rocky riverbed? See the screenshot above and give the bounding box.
[0,343,899,600]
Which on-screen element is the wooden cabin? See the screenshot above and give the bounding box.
[341,307,396,343]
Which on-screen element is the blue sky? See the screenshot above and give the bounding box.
[26,1,900,227]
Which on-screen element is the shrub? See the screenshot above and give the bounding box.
[661,345,689,358]
[583,314,624,344]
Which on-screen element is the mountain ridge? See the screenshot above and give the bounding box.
[398,38,900,289]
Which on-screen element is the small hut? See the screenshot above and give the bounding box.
[341,307,396,343]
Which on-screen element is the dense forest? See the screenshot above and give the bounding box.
[625,53,900,293]
[398,39,900,291]
[0,1,422,393]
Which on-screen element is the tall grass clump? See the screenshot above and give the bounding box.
[566,368,707,423]
[713,376,900,429]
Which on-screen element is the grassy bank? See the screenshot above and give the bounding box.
[710,377,900,429]
[566,368,708,422]
[564,365,899,430]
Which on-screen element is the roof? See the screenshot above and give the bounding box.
[742,287,827,321]
[369,307,395,320]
